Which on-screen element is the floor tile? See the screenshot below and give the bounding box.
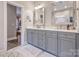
[23,44,43,56]
[0,44,56,57]
[23,44,56,57]
[37,51,56,57]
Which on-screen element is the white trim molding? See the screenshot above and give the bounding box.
[4,1,7,51]
[8,37,17,41]
[7,1,23,8]
[3,1,24,50]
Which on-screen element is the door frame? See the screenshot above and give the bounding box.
[4,1,24,50]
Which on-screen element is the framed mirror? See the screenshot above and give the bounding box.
[33,7,45,28]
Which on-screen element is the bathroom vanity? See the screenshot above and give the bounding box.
[26,28,79,57]
[25,1,79,57]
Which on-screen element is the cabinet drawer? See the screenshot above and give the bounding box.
[38,30,45,35]
[46,31,57,38]
[58,32,75,39]
[27,29,34,33]
[46,36,57,40]
[58,37,75,41]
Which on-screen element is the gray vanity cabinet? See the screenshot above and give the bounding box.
[27,29,46,50]
[27,29,33,44]
[76,33,79,56]
[27,29,78,57]
[58,32,76,57]
[32,30,38,47]
[38,30,46,50]
[27,29,38,46]
[45,31,57,55]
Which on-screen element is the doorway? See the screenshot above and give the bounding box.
[7,2,22,50]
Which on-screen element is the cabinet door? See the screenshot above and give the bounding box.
[27,29,33,44]
[46,37,57,55]
[32,30,38,47]
[58,38,75,57]
[38,30,46,50]
[45,31,57,55]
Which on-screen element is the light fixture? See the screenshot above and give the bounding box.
[55,1,59,2]
[35,4,44,10]
[54,8,57,11]
[64,6,67,8]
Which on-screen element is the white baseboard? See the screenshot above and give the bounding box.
[0,49,6,52]
[8,37,17,41]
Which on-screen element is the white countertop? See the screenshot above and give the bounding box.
[26,27,78,33]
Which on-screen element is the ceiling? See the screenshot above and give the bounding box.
[15,1,74,11]
[34,1,74,10]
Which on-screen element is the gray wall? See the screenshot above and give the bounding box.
[7,4,16,38]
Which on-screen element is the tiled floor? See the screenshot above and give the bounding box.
[0,44,56,57]
[22,44,56,57]
[7,39,18,50]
